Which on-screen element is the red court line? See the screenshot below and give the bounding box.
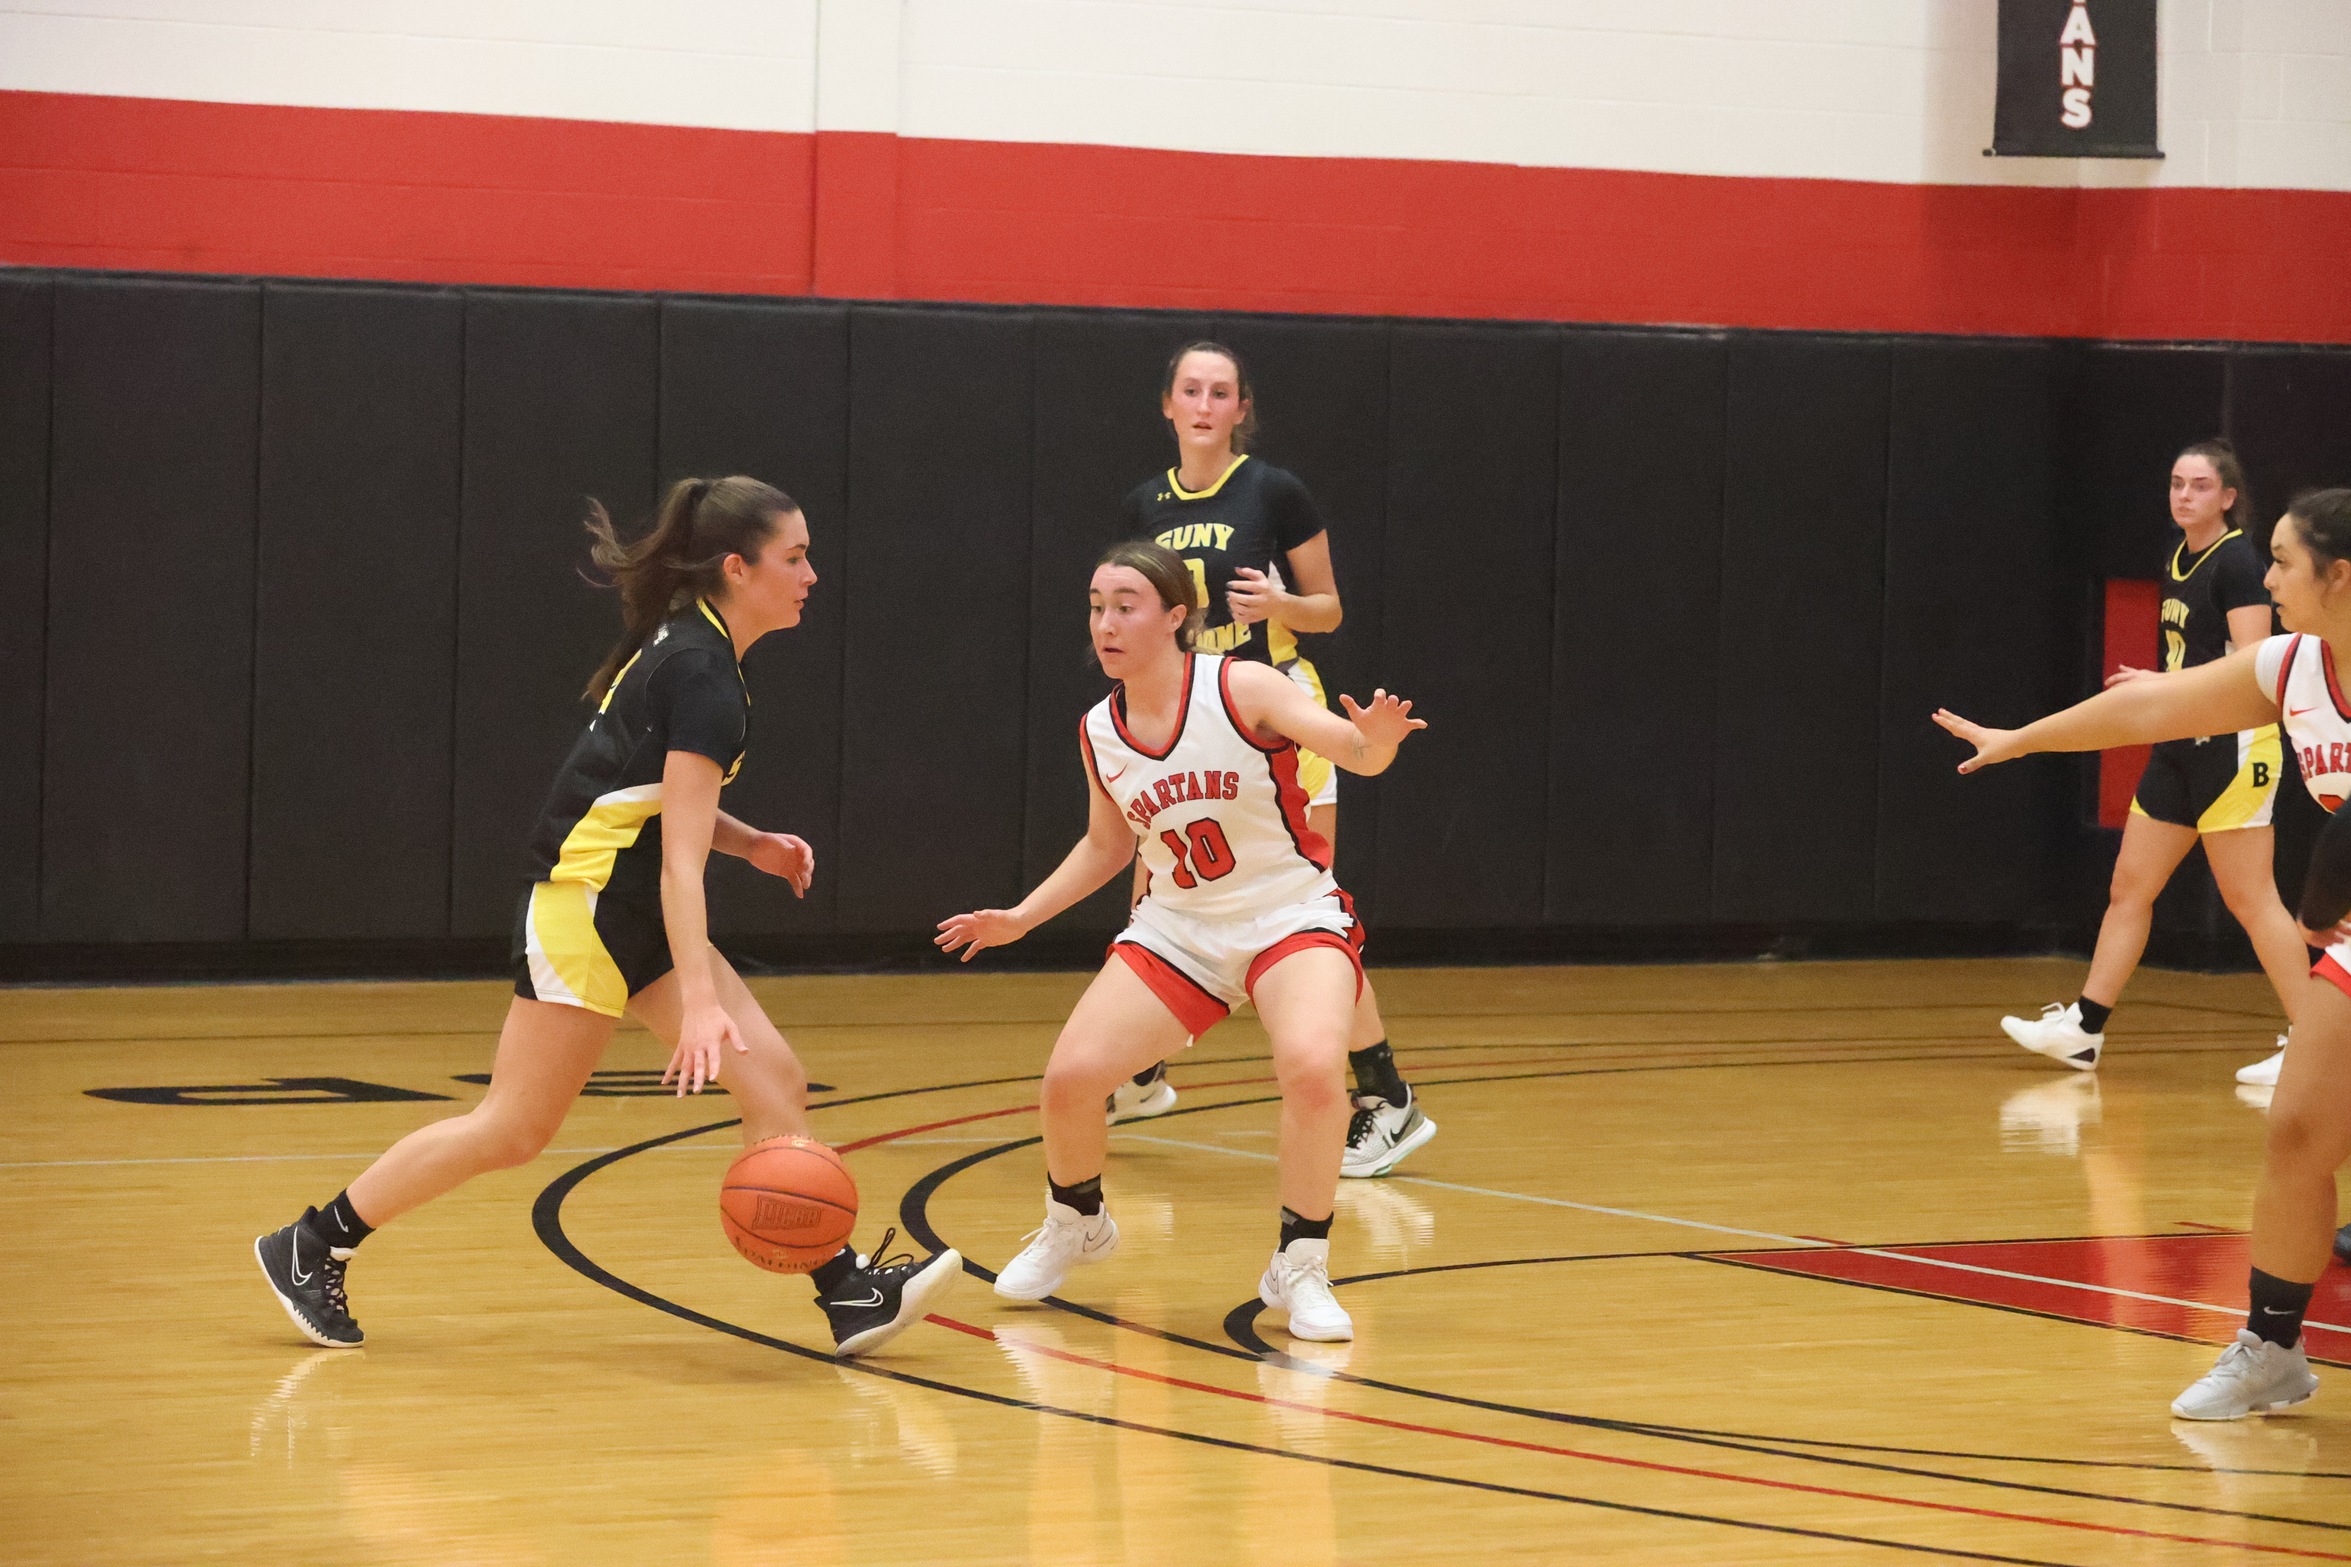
[930,1316,2350,1559]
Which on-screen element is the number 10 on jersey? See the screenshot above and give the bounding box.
[1159,818,1237,889]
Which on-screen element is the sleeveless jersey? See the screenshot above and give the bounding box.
[1081,654,1335,919]
[2256,633,2351,813]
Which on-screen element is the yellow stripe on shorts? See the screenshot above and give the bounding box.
[527,881,629,1018]
[2198,725,2282,834]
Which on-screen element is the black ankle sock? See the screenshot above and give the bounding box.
[2248,1267,2315,1348]
[1050,1175,1104,1217]
[2074,997,2112,1035]
[1131,1062,1166,1089]
[808,1246,859,1295]
[304,1190,373,1251]
[1278,1207,1333,1251]
[1348,1041,1408,1107]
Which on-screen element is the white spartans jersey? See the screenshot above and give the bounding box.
[2258,633,2351,813]
[1082,654,1337,921]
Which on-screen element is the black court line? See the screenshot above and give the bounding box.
[530,1121,2089,1567]
[906,1117,2351,1528]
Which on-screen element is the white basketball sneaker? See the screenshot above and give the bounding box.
[2237,1035,2290,1087]
[2000,1002,2103,1071]
[1259,1238,1353,1342]
[1106,1064,1178,1125]
[2171,1330,2318,1421]
[1340,1092,1438,1178]
[993,1200,1118,1302]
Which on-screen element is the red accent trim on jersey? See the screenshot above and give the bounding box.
[1334,886,1367,956]
[1109,654,1194,761]
[1077,715,1114,802]
[2277,634,2304,708]
[1216,658,1287,754]
[1111,940,1229,1037]
[1264,747,1335,870]
[1244,930,1364,1003]
[2323,639,2351,723]
[2316,952,2351,1002]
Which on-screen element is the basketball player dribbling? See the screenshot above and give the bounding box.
[936,540,1425,1340]
[1113,340,1437,1180]
[252,477,960,1358]
[1939,487,2351,1420]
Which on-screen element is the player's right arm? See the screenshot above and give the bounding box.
[1934,644,2279,774]
[936,754,1136,960]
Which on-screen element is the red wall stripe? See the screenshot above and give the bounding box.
[4,89,2349,343]
[2098,579,2161,829]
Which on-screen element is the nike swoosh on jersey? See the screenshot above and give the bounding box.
[2291,705,2320,717]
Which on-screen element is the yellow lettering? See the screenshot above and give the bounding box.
[1213,525,1234,550]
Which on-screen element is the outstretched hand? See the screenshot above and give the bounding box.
[936,908,1030,962]
[1340,689,1427,751]
[1931,709,2025,775]
[662,1002,745,1096]
[746,832,815,897]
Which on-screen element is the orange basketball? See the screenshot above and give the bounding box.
[719,1136,859,1273]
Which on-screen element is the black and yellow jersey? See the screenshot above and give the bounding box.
[2154,527,2270,756]
[2159,528,2269,674]
[1121,455,1326,665]
[521,597,748,905]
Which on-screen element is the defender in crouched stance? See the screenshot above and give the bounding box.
[937,540,1424,1341]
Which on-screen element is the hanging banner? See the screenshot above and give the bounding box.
[1992,0,2161,158]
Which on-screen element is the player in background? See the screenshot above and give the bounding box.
[1938,486,2351,1421]
[1998,441,2303,1084]
[938,541,1424,1341]
[1115,341,1437,1179]
[253,477,959,1358]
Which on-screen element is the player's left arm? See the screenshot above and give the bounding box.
[657,750,743,1094]
[2226,604,2275,654]
[711,810,813,899]
[1224,660,1425,776]
[1230,533,1343,634]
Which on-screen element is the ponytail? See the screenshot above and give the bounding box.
[582,474,795,701]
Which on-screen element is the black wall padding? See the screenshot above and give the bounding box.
[658,299,852,937]
[0,276,50,941]
[1021,310,1214,934]
[1714,336,1890,923]
[836,308,1035,932]
[2228,348,2351,911]
[2061,344,2228,578]
[1876,341,2073,921]
[1549,329,1727,924]
[450,293,659,936]
[44,279,260,941]
[1214,315,1394,914]
[2227,349,2351,539]
[250,285,464,940]
[1375,324,1558,926]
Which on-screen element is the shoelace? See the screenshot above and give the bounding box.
[861,1227,917,1278]
[318,1255,351,1319]
[2040,1003,2068,1021]
[1284,1249,1337,1302]
[1345,1097,1383,1146]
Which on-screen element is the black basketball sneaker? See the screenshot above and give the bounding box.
[817,1228,963,1357]
[2335,1223,2351,1268]
[254,1210,364,1347]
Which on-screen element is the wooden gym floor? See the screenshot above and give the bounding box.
[5,957,2349,1564]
